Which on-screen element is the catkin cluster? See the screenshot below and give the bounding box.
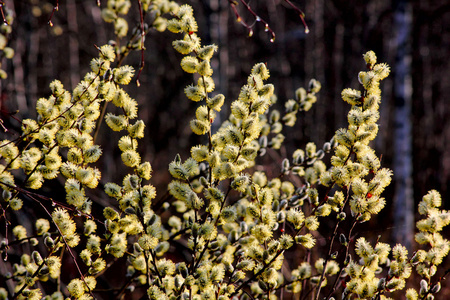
[258,78,321,150]
[319,50,392,223]
[101,0,132,37]
[405,190,450,300]
[168,4,222,136]
[0,40,153,298]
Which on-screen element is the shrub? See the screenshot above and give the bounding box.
[0,1,448,299]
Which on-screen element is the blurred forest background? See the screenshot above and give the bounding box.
[0,0,449,259]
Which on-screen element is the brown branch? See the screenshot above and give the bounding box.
[228,0,276,42]
[48,0,59,27]
[0,1,8,25]
[283,0,309,33]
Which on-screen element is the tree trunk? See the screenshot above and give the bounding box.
[392,0,414,251]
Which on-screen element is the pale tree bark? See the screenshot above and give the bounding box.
[206,0,227,132]
[392,0,414,251]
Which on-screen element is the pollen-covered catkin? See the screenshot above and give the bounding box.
[1,2,448,298]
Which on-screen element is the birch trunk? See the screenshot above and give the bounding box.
[392,0,414,251]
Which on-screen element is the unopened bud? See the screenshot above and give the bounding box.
[39,266,49,276]
[281,158,290,174]
[278,199,288,211]
[44,236,55,248]
[32,251,43,264]
[240,221,248,233]
[339,233,347,246]
[377,278,386,290]
[338,212,346,220]
[419,279,429,296]
[277,211,286,222]
[124,207,136,215]
[431,282,441,294]
[258,279,268,291]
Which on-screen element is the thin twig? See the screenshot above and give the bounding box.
[7,189,96,299]
[0,1,8,25]
[48,0,59,27]
[228,0,276,42]
[283,0,309,33]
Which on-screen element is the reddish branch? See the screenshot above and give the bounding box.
[48,0,59,27]
[0,1,7,25]
[283,0,309,33]
[228,0,276,42]
[228,0,309,42]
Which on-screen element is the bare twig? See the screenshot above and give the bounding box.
[48,0,59,27]
[0,1,8,25]
[283,0,309,33]
[228,0,276,42]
